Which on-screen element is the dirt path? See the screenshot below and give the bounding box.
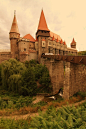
[0,99,85,120]
[32,95,44,104]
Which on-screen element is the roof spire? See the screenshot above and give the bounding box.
[10,11,20,34]
[64,41,66,45]
[60,39,63,44]
[37,9,49,31]
[71,38,76,44]
[14,10,16,16]
[56,37,58,42]
[52,35,55,41]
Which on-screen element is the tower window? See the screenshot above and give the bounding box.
[24,48,26,51]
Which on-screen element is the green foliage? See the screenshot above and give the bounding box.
[0,102,86,128]
[78,51,86,55]
[28,102,86,128]
[24,59,37,68]
[8,74,22,93]
[1,58,26,91]
[0,58,52,96]
[0,92,33,110]
[39,72,51,92]
[34,64,52,93]
[21,65,37,96]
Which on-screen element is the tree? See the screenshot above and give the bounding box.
[24,59,37,68]
[78,51,86,55]
[1,58,26,91]
[21,65,37,96]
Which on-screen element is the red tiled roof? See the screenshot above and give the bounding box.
[50,31,61,41]
[42,39,45,41]
[71,38,76,44]
[64,41,66,45]
[60,39,63,44]
[37,9,49,31]
[23,34,35,42]
[56,38,59,42]
[10,13,20,34]
[52,36,55,41]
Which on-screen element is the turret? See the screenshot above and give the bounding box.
[36,9,50,62]
[9,10,20,58]
[71,38,76,48]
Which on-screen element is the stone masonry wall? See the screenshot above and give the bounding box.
[69,63,86,97]
[63,62,70,99]
[41,58,86,99]
[0,52,11,64]
[63,62,86,99]
[41,58,64,94]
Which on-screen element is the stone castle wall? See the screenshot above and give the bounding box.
[69,63,86,97]
[0,52,11,64]
[41,58,86,99]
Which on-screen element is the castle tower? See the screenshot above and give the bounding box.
[36,9,50,62]
[9,10,20,58]
[71,38,76,48]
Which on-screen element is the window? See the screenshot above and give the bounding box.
[49,42,51,45]
[43,43,45,45]
[24,48,26,51]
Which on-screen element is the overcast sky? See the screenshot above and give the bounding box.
[0,0,86,51]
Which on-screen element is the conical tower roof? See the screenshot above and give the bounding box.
[56,38,59,42]
[71,38,76,44]
[64,41,66,45]
[60,39,63,44]
[37,9,49,31]
[52,35,55,41]
[10,11,20,34]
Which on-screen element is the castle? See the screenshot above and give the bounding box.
[0,10,77,63]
